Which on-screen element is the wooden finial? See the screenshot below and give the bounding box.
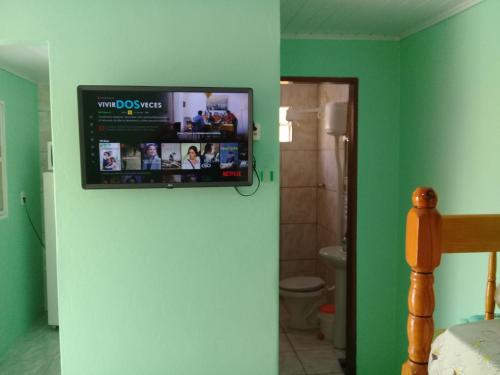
[412,187,437,209]
[403,187,441,375]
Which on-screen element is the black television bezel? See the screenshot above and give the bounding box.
[77,85,253,189]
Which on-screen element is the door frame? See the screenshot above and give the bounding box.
[280,76,358,375]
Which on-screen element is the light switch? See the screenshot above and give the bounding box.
[253,122,261,141]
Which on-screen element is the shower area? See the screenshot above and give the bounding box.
[279,80,355,375]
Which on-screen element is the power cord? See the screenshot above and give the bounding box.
[234,156,261,197]
[23,197,46,249]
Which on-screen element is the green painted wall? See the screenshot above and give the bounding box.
[400,0,500,334]
[0,69,43,358]
[281,39,401,374]
[5,1,491,372]
[0,1,280,374]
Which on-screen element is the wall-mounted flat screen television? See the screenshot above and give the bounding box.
[78,85,253,188]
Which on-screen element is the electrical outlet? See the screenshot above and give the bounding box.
[253,122,261,141]
[20,192,27,205]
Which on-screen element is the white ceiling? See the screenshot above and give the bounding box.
[0,2,483,81]
[281,0,483,40]
[0,44,49,83]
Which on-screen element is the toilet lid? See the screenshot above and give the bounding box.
[279,276,325,292]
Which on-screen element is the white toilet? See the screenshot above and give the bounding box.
[279,276,325,330]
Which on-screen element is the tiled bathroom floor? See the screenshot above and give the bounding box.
[280,303,345,375]
[0,317,60,375]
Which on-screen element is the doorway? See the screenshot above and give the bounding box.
[0,43,60,374]
[278,77,358,375]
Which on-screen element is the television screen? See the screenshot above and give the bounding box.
[78,86,253,188]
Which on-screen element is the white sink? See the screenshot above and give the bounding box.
[319,245,346,270]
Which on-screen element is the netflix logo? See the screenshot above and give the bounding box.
[222,171,242,177]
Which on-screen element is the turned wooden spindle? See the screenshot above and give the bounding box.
[485,252,497,320]
[402,187,442,375]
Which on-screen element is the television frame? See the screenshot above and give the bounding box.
[77,85,253,189]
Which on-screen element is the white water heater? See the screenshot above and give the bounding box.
[324,101,348,135]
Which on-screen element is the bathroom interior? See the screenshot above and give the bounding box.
[279,81,353,375]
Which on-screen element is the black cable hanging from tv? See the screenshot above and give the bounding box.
[234,156,260,197]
